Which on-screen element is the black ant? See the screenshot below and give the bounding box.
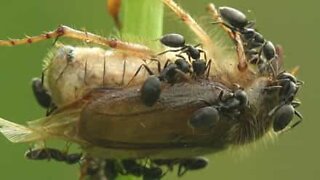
[266,72,303,132]
[121,159,164,180]
[25,147,82,165]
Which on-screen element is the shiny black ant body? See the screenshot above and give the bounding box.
[31,77,51,108]
[217,6,254,32]
[189,106,220,129]
[266,72,303,132]
[25,148,82,164]
[31,77,57,116]
[121,159,164,180]
[273,103,302,132]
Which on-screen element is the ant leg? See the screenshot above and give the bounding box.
[280,110,303,133]
[163,59,173,69]
[266,58,277,77]
[207,4,247,71]
[174,69,191,82]
[177,47,191,61]
[0,25,152,57]
[268,101,287,117]
[79,156,91,180]
[150,58,163,73]
[289,110,303,129]
[157,48,183,56]
[296,80,304,86]
[207,4,235,37]
[274,45,284,76]
[175,54,185,59]
[177,164,187,177]
[162,0,213,46]
[294,110,303,120]
[126,64,155,86]
[205,59,212,79]
[217,89,225,102]
[291,101,301,108]
[192,43,207,61]
[175,54,191,65]
[198,49,207,60]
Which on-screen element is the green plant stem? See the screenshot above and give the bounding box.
[122,0,163,49]
[92,0,164,180]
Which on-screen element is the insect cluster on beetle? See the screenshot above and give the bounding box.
[0,0,303,179]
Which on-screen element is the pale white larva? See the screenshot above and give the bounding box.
[43,44,160,106]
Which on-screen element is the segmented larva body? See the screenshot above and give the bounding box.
[44,45,160,106]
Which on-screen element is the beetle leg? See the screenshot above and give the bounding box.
[0,25,152,57]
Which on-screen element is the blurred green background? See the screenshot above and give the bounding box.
[0,0,317,179]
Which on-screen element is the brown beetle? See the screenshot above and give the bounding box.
[0,77,281,159]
